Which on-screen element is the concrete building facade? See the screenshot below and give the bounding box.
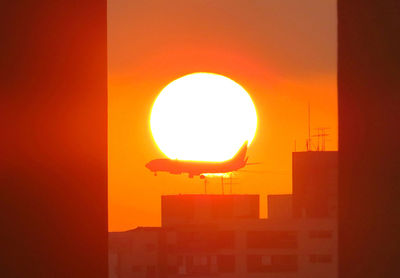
[292,151,338,218]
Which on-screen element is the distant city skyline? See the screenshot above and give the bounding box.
[109,151,338,278]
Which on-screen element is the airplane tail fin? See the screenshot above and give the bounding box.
[231,141,248,162]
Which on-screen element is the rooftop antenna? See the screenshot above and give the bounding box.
[229,173,233,194]
[200,175,207,194]
[307,102,312,151]
[312,127,330,151]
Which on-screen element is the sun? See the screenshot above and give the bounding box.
[150,72,257,162]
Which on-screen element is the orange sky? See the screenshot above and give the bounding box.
[108,0,337,231]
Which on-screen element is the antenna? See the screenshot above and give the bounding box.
[221,176,224,195]
[229,173,233,194]
[312,127,330,151]
[307,102,311,151]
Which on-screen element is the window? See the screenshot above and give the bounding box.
[247,231,297,249]
[178,265,186,275]
[261,255,272,265]
[309,254,332,263]
[309,230,333,239]
[185,255,211,275]
[176,230,235,251]
[247,255,297,273]
[194,255,208,266]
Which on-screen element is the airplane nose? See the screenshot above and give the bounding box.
[145,162,150,169]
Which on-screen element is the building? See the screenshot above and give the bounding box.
[267,194,293,219]
[109,151,338,278]
[292,151,338,218]
[109,228,162,278]
[161,194,259,227]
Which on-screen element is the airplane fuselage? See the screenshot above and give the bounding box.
[145,158,245,177]
[145,141,249,178]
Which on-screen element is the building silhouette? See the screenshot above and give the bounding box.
[292,152,338,218]
[109,151,338,278]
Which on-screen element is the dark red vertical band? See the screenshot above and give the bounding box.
[338,1,400,278]
[0,1,108,277]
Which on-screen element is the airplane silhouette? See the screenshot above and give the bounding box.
[146,141,249,178]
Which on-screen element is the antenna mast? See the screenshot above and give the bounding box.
[221,176,224,195]
[229,173,233,194]
[312,127,330,151]
[307,102,311,151]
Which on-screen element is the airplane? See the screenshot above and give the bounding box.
[145,141,249,178]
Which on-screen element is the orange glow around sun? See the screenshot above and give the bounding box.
[108,1,338,231]
[150,72,258,162]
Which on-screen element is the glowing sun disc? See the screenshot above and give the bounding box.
[150,72,257,162]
